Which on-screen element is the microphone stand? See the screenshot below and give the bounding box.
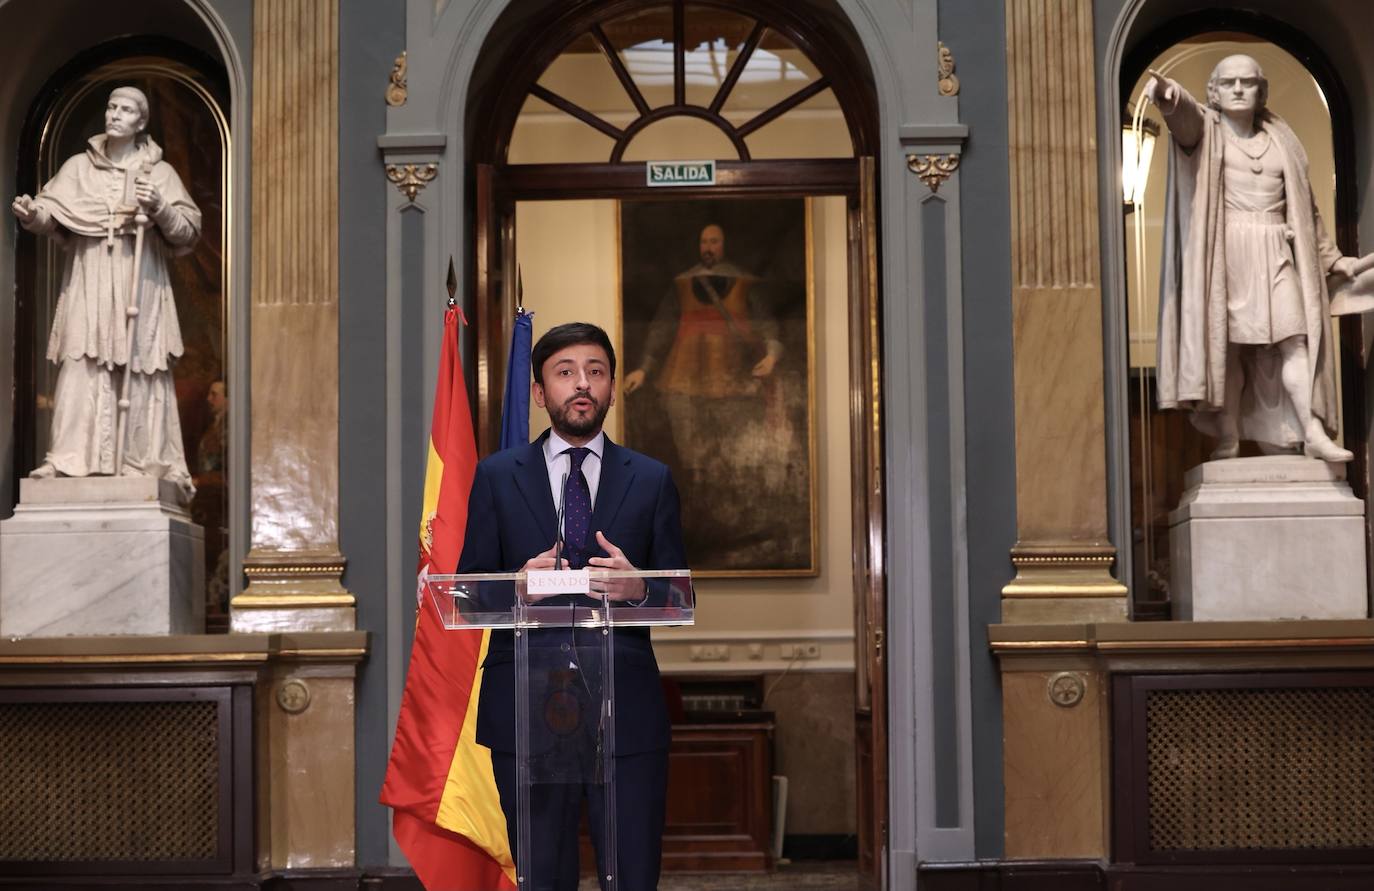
[553,470,568,570]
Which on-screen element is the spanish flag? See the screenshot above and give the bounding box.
[381,306,516,890]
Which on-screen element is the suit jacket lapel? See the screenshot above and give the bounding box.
[513,435,557,544]
[591,437,634,538]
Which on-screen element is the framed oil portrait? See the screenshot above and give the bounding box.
[618,198,817,577]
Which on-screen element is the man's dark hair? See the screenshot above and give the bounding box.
[531,322,617,385]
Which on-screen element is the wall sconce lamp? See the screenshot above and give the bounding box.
[1122,112,1159,210]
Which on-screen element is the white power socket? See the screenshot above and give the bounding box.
[779,642,821,660]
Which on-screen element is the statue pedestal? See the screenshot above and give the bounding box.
[0,478,204,636]
[1169,456,1368,621]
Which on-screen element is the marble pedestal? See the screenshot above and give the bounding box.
[0,478,204,636]
[1169,456,1368,621]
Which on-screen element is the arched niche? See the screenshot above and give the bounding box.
[1100,2,1373,615]
[0,0,250,614]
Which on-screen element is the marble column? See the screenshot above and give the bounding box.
[1001,0,1127,623]
[233,0,354,632]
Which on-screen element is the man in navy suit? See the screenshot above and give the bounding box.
[458,322,686,891]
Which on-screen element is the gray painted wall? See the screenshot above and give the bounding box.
[938,0,1015,858]
[339,0,407,867]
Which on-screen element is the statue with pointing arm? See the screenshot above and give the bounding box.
[1144,54,1374,464]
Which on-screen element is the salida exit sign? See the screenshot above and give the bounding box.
[645,160,716,186]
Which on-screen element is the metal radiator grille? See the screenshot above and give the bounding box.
[0,699,220,861]
[1146,686,1374,851]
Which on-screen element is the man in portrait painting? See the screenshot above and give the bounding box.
[623,223,791,548]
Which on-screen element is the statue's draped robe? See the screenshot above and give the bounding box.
[1156,91,1343,448]
[24,134,201,487]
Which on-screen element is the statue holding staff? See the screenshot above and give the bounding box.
[1145,55,1374,463]
[11,86,201,495]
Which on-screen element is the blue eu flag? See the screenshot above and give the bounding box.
[499,310,533,450]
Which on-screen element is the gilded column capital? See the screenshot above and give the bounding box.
[906,153,960,193]
[386,162,438,202]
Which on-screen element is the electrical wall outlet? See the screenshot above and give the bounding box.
[689,644,730,661]
[780,642,822,660]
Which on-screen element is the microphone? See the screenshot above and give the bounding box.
[554,470,569,570]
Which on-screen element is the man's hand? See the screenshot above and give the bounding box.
[134,177,163,212]
[588,531,646,602]
[1143,68,1178,107]
[519,544,561,601]
[520,544,560,572]
[11,195,36,224]
[622,369,647,394]
[751,354,778,377]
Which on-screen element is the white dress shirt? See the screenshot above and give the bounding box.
[542,429,605,519]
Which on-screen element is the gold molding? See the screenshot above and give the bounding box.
[990,639,1093,652]
[275,647,369,660]
[937,41,960,96]
[1096,637,1374,652]
[243,565,348,579]
[0,652,269,666]
[232,593,357,609]
[989,623,1374,657]
[906,153,960,192]
[1002,542,1127,599]
[385,50,408,106]
[386,163,437,202]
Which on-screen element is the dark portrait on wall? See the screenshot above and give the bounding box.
[15,46,230,625]
[620,198,817,576]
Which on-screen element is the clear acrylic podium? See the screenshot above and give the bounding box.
[426,570,695,890]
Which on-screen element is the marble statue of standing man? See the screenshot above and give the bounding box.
[11,86,201,495]
[1146,55,1372,463]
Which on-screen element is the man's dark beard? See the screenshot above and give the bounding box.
[549,392,609,439]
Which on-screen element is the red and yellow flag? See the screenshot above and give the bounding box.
[381,306,515,890]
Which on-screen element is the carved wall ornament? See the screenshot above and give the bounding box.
[1048,672,1086,708]
[276,678,312,714]
[386,51,408,106]
[906,153,960,192]
[937,41,960,96]
[386,163,438,202]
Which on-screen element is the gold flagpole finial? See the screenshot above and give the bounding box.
[445,257,458,308]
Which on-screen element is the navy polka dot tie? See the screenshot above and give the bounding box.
[562,447,592,568]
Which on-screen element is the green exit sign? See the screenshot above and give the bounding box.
[645,160,716,187]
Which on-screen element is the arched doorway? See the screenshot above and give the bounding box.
[465,0,886,881]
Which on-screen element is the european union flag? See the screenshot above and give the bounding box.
[499,310,534,450]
